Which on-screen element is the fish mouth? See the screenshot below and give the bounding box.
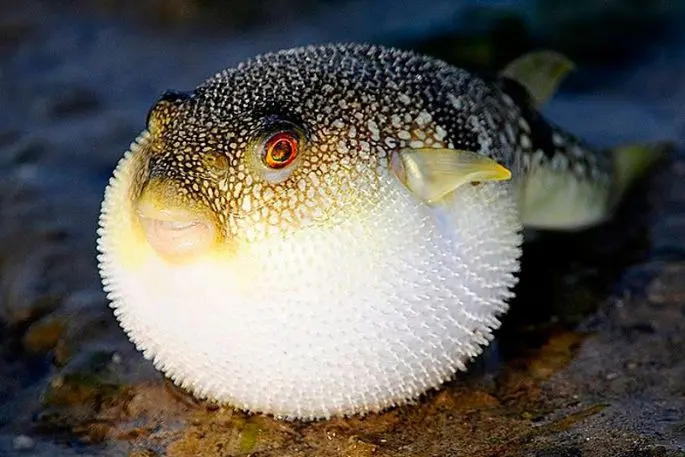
[135,180,219,263]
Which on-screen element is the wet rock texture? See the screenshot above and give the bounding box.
[0,1,684,456]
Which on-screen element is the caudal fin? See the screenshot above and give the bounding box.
[517,141,671,232]
[610,142,672,207]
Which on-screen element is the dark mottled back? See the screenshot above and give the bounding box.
[139,43,610,241]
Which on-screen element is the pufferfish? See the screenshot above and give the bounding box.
[97,43,661,420]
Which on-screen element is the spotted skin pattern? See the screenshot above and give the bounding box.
[139,44,609,246]
[496,77,612,183]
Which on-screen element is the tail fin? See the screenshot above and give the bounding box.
[517,141,672,232]
[610,142,672,206]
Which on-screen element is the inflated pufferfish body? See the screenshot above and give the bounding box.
[97,44,660,420]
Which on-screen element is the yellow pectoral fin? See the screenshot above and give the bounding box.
[500,50,575,109]
[392,148,512,204]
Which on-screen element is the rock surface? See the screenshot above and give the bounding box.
[0,1,684,456]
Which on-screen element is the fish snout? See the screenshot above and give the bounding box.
[136,179,218,262]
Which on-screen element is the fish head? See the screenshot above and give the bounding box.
[126,63,420,264]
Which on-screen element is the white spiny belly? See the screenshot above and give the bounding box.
[99,172,522,420]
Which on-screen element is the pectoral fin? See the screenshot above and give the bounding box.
[500,50,575,109]
[391,148,512,204]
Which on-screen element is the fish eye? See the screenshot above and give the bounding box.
[262,131,299,169]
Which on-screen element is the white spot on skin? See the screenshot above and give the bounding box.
[367,120,379,136]
[398,93,411,105]
[520,134,532,149]
[434,126,447,142]
[409,140,425,149]
[552,153,569,171]
[532,149,545,167]
[247,211,263,222]
[505,123,516,144]
[552,132,566,147]
[337,140,349,154]
[367,120,381,141]
[498,133,508,147]
[413,130,426,140]
[571,145,585,158]
[501,94,515,107]
[233,181,243,198]
[522,153,531,169]
[308,172,320,186]
[310,206,324,219]
[241,194,252,212]
[447,94,462,110]
[483,112,497,130]
[398,130,411,140]
[415,111,432,127]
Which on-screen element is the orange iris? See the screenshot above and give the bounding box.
[263,132,299,169]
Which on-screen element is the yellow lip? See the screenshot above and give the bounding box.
[135,180,219,263]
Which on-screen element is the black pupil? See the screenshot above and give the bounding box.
[270,138,292,162]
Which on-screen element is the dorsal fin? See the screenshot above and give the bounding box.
[498,50,575,110]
